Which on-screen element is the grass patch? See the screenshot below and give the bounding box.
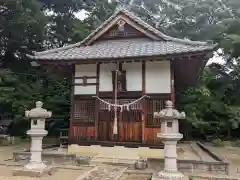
[189,176,194,180]
[232,140,240,147]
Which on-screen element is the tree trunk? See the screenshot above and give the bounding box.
[227,127,231,140]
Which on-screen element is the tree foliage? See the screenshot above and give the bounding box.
[1,0,240,139]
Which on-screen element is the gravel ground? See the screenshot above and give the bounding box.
[118,174,150,180]
[1,142,239,179]
[204,145,240,177]
[0,165,91,180]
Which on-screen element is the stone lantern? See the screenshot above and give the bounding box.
[13,101,53,177]
[152,100,186,180]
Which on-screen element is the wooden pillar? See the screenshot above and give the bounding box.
[69,64,75,143]
[95,63,100,140]
[170,60,175,105]
[142,61,146,143]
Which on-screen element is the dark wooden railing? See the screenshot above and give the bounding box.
[0,114,14,140]
[59,128,69,147]
[0,114,13,121]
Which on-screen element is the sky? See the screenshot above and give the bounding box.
[208,50,225,65]
[75,10,224,65]
[75,10,87,20]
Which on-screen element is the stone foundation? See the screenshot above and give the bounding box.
[13,151,76,165]
[12,142,230,175]
[12,166,57,177]
[148,159,229,175]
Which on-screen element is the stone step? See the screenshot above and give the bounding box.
[190,142,216,162]
[186,173,238,180]
[74,165,127,180]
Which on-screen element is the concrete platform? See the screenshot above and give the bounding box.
[68,144,164,159]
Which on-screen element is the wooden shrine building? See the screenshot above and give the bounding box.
[28,8,217,147]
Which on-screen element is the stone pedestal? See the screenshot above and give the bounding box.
[13,101,56,177]
[152,101,185,180]
[24,130,47,170]
[152,134,184,180]
[152,171,184,180]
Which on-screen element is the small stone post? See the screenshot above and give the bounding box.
[152,100,186,180]
[13,101,53,177]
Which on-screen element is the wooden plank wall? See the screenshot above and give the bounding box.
[71,126,95,141]
[69,94,170,146]
[98,109,142,142]
[119,110,142,142]
[143,127,161,144]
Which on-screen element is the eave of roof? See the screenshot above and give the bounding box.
[27,38,217,62]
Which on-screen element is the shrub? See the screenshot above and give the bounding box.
[189,176,194,180]
[212,138,225,147]
[234,139,240,147]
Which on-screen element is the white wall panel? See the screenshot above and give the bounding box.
[99,63,116,92]
[74,64,96,95]
[145,61,171,93]
[123,62,142,91]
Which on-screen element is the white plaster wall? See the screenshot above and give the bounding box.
[123,62,142,91]
[99,63,116,92]
[74,64,96,95]
[145,61,171,93]
[100,62,142,92]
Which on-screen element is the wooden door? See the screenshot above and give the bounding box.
[118,109,142,142]
[98,109,116,141]
[98,99,142,143]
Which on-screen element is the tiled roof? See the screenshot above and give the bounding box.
[28,38,216,61]
[28,8,217,61]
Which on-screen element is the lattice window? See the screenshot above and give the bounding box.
[72,100,95,125]
[145,99,166,127]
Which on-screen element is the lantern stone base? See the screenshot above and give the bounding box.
[12,166,57,177]
[25,161,47,170]
[152,170,184,180]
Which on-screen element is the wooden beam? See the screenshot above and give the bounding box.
[74,76,97,79]
[74,92,170,99]
[99,91,142,98]
[69,64,75,143]
[142,62,146,94]
[119,62,123,71]
[142,61,146,143]
[95,63,100,140]
[73,83,98,86]
[170,60,175,105]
